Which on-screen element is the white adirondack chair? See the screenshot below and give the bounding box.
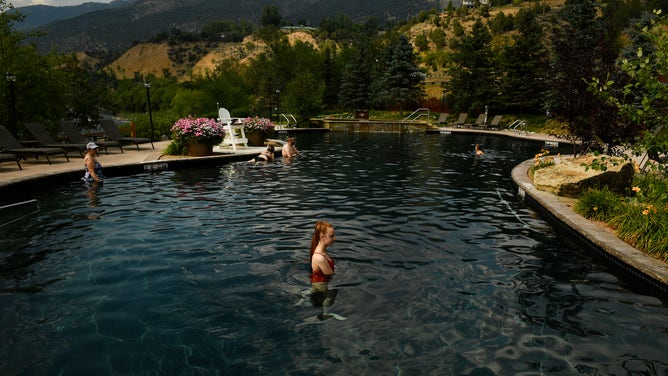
[217,108,247,150]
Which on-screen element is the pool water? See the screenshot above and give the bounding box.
[1,132,667,375]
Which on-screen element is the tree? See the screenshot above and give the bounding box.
[371,35,425,115]
[544,0,622,155]
[197,60,252,116]
[339,43,373,110]
[591,10,668,167]
[260,6,282,28]
[497,4,549,114]
[283,72,323,126]
[444,18,497,113]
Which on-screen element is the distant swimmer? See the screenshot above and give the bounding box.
[475,144,484,156]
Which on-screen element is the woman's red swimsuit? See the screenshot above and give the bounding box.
[310,257,335,283]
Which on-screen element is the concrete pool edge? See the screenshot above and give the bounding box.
[0,140,269,196]
[512,159,668,295]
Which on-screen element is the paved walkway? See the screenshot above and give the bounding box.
[0,141,267,189]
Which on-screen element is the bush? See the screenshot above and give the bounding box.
[574,187,623,221]
[575,173,668,261]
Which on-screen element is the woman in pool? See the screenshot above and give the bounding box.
[309,221,341,316]
[310,221,336,284]
[82,142,104,183]
[249,144,275,162]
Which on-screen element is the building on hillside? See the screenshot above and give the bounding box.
[462,0,490,7]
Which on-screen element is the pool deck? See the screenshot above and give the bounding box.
[0,141,270,190]
[1,129,667,295]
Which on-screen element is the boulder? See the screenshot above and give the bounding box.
[531,155,635,198]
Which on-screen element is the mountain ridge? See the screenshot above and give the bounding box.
[13,0,137,31]
[26,0,444,57]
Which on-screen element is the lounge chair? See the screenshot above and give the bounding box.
[24,122,87,158]
[59,120,122,154]
[218,107,248,150]
[0,125,69,164]
[99,119,154,151]
[467,114,487,129]
[488,115,503,130]
[0,152,21,170]
[436,113,449,124]
[449,113,468,128]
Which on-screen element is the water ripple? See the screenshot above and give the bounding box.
[1,133,666,375]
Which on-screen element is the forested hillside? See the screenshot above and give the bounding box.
[28,0,443,57]
[2,0,668,162]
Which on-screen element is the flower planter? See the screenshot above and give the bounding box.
[247,132,266,147]
[186,141,214,156]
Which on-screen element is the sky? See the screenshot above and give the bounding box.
[10,0,114,7]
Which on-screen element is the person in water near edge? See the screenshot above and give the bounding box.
[82,142,104,183]
[282,137,300,158]
[249,144,275,162]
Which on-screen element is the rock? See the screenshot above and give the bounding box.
[531,155,635,198]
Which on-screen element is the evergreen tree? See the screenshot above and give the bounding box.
[497,5,549,114]
[339,44,373,110]
[544,0,621,154]
[371,35,425,115]
[444,18,497,114]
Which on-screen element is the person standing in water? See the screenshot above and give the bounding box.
[310,221,336,284]
[309,221,345,320]
[82,142,104,183]
[282,137,300,158]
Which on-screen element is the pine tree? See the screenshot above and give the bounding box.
[544,0,621,154]
[498,5,549,114]
[444,18,497,114]
[371,35,425,115]
[339,44,372,111]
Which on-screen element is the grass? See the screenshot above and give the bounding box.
[575,174,668,262]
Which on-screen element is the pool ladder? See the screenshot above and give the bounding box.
[508,119,528,134]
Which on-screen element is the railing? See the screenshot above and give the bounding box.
[0,199,40,228]
[402,108,430,122]
[276,114,298,131]
[508,119,528,134]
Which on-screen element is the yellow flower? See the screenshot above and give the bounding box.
[632,186,641,193]
[593,207,598,211]
[642,209,649,215]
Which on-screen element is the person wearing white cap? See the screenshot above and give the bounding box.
[82,142,104,183]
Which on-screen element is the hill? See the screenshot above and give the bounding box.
[27,0,443,57]
[105,1,566,86]
[12,0,136,32]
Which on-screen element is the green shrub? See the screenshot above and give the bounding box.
[576,173,668,261]
[608,204,668,261]
[164,139,186,155]
[575,187,623,221]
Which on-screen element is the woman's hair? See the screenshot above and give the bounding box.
[267,144,275,152]
[310,221,332,259]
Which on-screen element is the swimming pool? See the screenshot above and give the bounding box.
[1,132,667,375]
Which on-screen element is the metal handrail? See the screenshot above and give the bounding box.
[402,108,430,122]
[508,119,528,134]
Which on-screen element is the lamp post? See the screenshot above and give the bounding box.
[275,89,280,124]
[5,72,17,138]
[144,81,154,141]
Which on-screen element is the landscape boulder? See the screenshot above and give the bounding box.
[531,155,635,198]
